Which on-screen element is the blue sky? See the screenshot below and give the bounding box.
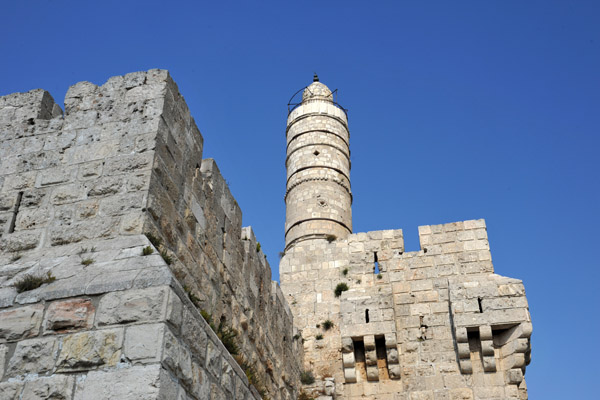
[1,1,598,397]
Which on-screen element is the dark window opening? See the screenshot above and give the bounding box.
[313,150,320,156]
[375,335,390,380]
[467,329,481,353]
[365,309,370,323]
[353,339,366,380]
[374,252,380,274]
[478,298,483,313]
[8,192,23,234]
[375,336,387,360]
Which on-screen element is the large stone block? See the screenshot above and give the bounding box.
[73,364,162,400]
[21,375,75,400]
[44,297,95,333]
[124,323,165,362]
[0,303,43,342]
[0,382,23,399]
[7,336,58,376]
[96,286,167,326]
[56,328,123,371]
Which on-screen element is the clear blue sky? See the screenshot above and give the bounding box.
[1,1,598,397]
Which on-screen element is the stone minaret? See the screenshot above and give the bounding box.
[284,75,352,249]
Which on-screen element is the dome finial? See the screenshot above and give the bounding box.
[313,73,319,82]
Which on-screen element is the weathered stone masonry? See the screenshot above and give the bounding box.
[0,70,302,399]
[280,79,532,399]
[0,70,532,400]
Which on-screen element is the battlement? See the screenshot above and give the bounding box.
[281,217,529,399]
[0,71,531,400]
[0,70,302,399]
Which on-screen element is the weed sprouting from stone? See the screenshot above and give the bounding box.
[81,258,94,266]
[300,370,315,385]
[160,249,173,265]
[322,320,334,331]
[14,272,56,293]
[342,268,348,276]
[334,282,349,297]
[144,232,162,248]
[142,246,154,256]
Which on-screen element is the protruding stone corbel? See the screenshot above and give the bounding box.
[456,327,473,374]
[480,325,496,372]
[364,335,379,381]
[341,337,356,383]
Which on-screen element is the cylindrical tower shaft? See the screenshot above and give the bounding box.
[285,77,352,249]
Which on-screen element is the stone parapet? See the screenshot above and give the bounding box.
[0,70,302,400]
[280,220,531,399]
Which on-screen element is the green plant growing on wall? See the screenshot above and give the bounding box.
[183,285,202,308]
[199,310,239,356]
[300,370,315,385]
[342,268,348,276]
[14,272,56,293]
[81,258,94,266]
[326,234,337,243]
[216,320,239,355]
[160,249,173,265]
[233,354,268,399]
[142,246,154,256]
[334,282,349,297]
[145,232,162,248]
[322,320,334,331]
[200,309,212,324]
[315,334,323,340]
[256,242,261,252]
[377,273,382,279]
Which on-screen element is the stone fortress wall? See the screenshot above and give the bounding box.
[0,70,533,400]
[279,79,532,400]
[280,221,531,400]
[0,70,302,399]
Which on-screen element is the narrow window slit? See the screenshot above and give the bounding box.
[8,192,23,234]
[365,309,370,323]
[478,298,483,313]
[374,252,380,274]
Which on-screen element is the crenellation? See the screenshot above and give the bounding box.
[0,70,305,400]
[281,77,532,400]
[0,71,532,399]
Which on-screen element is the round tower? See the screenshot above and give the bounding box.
[284,75,352,249]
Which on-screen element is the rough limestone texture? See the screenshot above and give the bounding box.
[0,71,533,400]
[0,70,302,399]
[279,80,532,399]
